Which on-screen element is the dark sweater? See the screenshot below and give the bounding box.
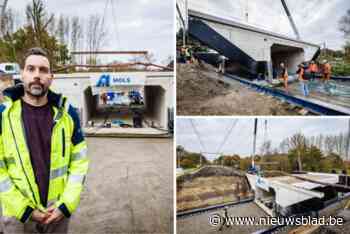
[21,100,53,207]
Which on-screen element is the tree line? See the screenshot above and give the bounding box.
[0,0,107,68]
[177,132,349,174]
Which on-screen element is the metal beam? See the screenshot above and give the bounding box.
[281,0,300,40]
[177,197,254,219]
[224,73,350,115]
[71,51,148,55]
[189,9,318,48]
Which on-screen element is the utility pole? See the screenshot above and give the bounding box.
[252,118,258,168]
[182,0,188,47]
[346,119,350,161]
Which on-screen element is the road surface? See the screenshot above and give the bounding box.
[69,137,173,234]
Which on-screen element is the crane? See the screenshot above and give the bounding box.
[281,0,301,40]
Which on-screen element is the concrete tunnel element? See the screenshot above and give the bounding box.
[271,44,305,78]
[187,9,320,80]
[82,85,167,128]
[50,72,174,130]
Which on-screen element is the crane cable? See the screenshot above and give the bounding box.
[216,119,239,155]
[189,119,206,153]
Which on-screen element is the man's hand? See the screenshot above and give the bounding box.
[31,210,49,224]
[43,205,64,224]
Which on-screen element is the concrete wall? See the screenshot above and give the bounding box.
[51,72,173,128]
[204,20,318,63]
[196,17,318,79]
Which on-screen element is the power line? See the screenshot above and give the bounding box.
[189,119,206,153]
[189,119,207,166]
[216,119,239,155]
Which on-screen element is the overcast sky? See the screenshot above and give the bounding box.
[176,118,349,160]
[7,0,174,64]
[187,0,349,50]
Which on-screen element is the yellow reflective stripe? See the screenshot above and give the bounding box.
[6,157,15,165]
[0,178,13,192]
[68,174,85,184]
[50,165,68,180]
[0,158,16,168]
[71,148,88,161]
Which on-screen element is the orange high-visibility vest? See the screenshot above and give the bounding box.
[309,64,318,72]
[324,63,331,74]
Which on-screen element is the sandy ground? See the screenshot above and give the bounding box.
[177,176,251,212]
[176,63,299,115]
[68,137,173,234]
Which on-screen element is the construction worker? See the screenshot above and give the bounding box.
[308,60,318,81]
[279,63,289,92]
[322,59,332,83]
[0,47,89,233]
[297,63,309,96]
[180,46,187,63]
[218,55,226,74]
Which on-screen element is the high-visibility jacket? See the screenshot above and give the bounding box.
[0,84,89,223]
[309,64,318,73]
[324,63,331,74]
[297,67,305,81]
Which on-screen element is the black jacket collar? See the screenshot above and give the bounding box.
[3,82,64,109]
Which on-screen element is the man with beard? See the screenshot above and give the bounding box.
[0,47,89,233]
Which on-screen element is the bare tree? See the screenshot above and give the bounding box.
[70,16,82,63]
[57,15,65,45]
[287,133,307,171]
[25,0,54,44]
[333,134,344,157]
[279,139,289,154]
[64,17,70,47]
[47,14,56,36]
[324,136,336,155]
[86,14,107,64]
[0,8,15,36]
[339,9,350,39]
[260,140,272,156]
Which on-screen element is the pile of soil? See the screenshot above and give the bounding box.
[176,62,231,114]
[176,62,300,115]
[177,166,252,212]
[177,175,252,212]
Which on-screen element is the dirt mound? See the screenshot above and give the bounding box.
[176,62,301,115]
[176,62,231,114]
[178,166,243,182]
[177,175,252,212]
[177,63,229,98]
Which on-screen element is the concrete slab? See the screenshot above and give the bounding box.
[277,81,350,111]
[177,202,270,234]
[84,127,170,138]
[68,137,173,234]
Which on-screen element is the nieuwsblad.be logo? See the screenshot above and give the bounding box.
[96,74,132,87]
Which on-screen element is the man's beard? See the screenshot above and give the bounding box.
[26,82,48,97]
